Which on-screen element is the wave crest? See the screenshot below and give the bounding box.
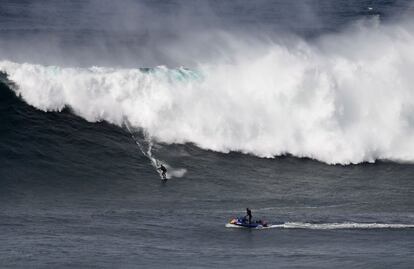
[1,20,414,164]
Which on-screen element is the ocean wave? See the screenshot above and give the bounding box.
[1,19,414,165]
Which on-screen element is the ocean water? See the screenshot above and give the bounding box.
[1,1,414,268]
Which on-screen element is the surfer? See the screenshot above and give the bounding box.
[246,208,252,224]
[158,164,167,180]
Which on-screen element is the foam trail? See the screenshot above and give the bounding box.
[125,122,187,179]
[225,222,414,229]
[1,19,414,164]
[270,222,414,229]
[125,122,157,166]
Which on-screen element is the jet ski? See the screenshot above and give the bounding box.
[226,217,269,228]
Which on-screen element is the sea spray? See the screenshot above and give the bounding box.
[1,19,414,165]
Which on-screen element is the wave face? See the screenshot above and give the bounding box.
[1,20,414,165]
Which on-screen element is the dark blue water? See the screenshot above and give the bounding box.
[1,1,414,268]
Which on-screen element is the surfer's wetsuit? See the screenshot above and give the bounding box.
[246,208,252,224]
[159,165,167,180]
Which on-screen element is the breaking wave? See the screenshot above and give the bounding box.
[1,19,414,165]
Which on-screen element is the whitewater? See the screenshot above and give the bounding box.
[1,19,414,165]
[225,222,414,230]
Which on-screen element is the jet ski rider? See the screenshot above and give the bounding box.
[246,208,252,224]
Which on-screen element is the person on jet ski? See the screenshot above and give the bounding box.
[158,164,167,180]
[245,208,252,224]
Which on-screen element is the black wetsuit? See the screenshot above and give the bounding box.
[159,165,167,179]
[246,208,252,224]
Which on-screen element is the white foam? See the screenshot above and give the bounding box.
[1,19,414,164]
[270,222,414,229]
[125,122,187,179]
[225,222,414,230]
[225,223,244,228]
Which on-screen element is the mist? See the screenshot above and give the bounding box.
[1,0,414,164]
[1,0,411,67]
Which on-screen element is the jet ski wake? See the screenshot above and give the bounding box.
[226,218,414,230]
